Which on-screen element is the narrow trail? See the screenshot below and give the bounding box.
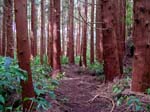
[49,65,115,112]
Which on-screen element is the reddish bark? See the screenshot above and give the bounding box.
[96,0,103,63]
[2,1,7,56]
[6,0,14,58]
[14,0,35,111]
[61,12,65,56]
[48,0,54,67]
[31,0,38,57]
[114,0,126,74]
[90,0,95,64]
[132,0,150,92]
[76,12,81,56]
[68,0,75,64]
[81,0,88,67]
[0,16,2,55]
[40,0,46,64]
[101,0,121,81]
[52,0,61,77]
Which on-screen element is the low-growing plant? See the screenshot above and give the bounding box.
[88,61,104,76]
[61,56,68,65]
[0,56,27,111]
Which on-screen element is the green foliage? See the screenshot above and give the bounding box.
[61,56,68,65]
[0,56,59,111]
[31,57,59,111]
[127,96,143,111]
[126,0,133,27]
[123,66,132,74]
[88,61,104,76]
[0,56,27,111]
[75,56,80,64]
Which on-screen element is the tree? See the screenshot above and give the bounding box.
[31,0,38,57]
[101,0,121,81]
[51,0,61,77]
[2,0,7,56]
[114,0,126,74]
[90,0,95,64]
[40,0,45,64]
[48,0,54,67]
[81,0,88,67]
[96,0,103,63]
[0,13,2,55]
[6,0,14,58]
[14,0,35,111]
[132,0,150,92]
[76,6,81,56]
[68,0,75,64]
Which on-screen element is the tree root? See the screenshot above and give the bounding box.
[87,94,115,112]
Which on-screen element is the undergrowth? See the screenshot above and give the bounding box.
[0,56,59,112]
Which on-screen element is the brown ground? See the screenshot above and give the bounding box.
[48,65,123,112]
[47,63,150,112]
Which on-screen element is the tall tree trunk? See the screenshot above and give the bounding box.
[14,0,35,111]
[81,0,88,67]
[101,0,121,82]
[6,0,14,58]
[40,0,45,64]
[48,0,54,67]
[2,1,7,56]
[114,0,126,74]
[90,0,95,64]
[0,15,2,55]
[68,0,75,64]
[96,0,103,63]
[31,0,38,57]
[76,10,81,56]
[61,11,65,56]
[132,0,150,92]
[52,0,61,77]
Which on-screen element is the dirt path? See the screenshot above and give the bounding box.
[49,65,114,112]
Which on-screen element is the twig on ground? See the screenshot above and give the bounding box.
[87,94,115,112]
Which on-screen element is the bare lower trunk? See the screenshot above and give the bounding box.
[90,0,95,64]
[81,0,88,67]
[31,0,38,57]
[52,0,61,77]
[68,0,75,64]
[132,0,150,92]
[6,0,14,58]
[14,0,35,111]
[101,0,121,81]
[96,0,103,63]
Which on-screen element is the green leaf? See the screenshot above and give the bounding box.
[0,95,5,104]
[49,91,56,100]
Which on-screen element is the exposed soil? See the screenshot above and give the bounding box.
[47,63,150,112]
[48,65,120,112]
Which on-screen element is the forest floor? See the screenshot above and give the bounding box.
[47,62,135,112]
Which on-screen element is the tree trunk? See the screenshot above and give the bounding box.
[81,0,88,67]
[96,0,103,63]
[52,0,61,77]
[101,0,121,82]
[0,15,2,55]
[114,0,126,74]
[68,0,75,64]
[14,0,35,111]
[31,0,38,57]
[132,0,150,92]
[2,1,7,56]
[6,0,14,58]
[40,0,45,64]
[76,9,81,56]
[48,0,54,67]
[90,0,95,64]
